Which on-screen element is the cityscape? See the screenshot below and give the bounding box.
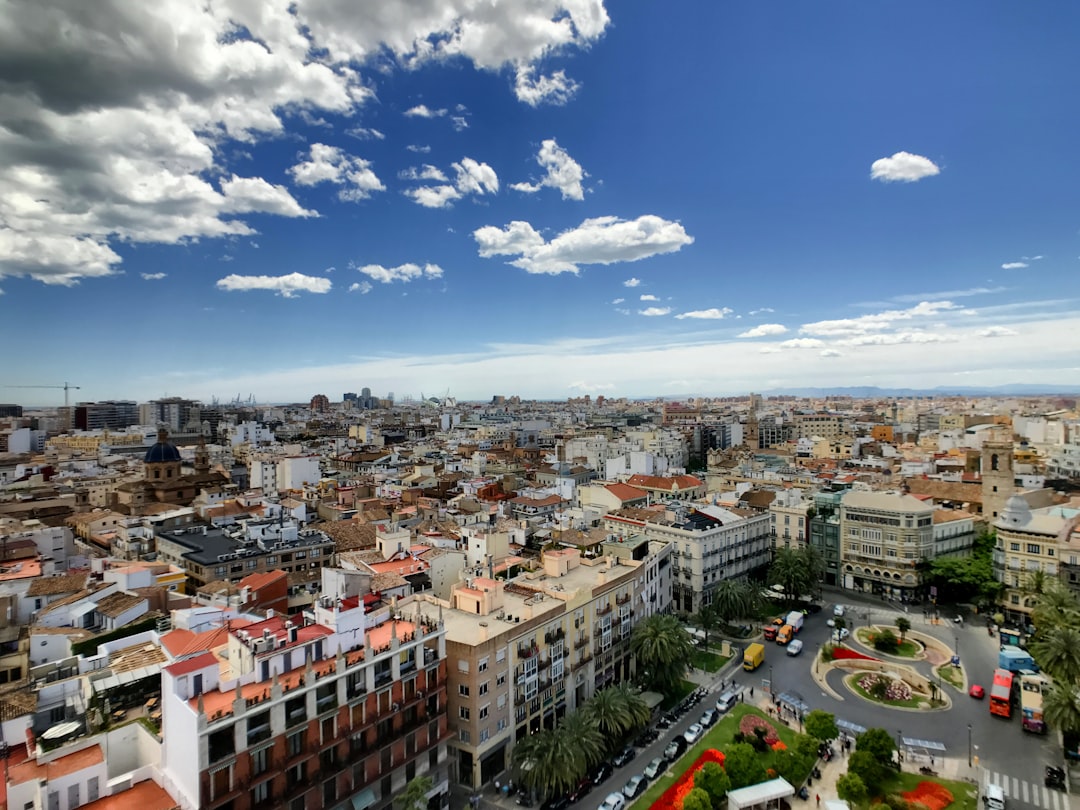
[3,3,1080,810]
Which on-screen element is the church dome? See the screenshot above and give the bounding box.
[145,428,182,463]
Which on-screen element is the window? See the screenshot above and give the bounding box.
[251,746,269,775]
[1027,544,1041,555]
[479,704,489,720]
[288,730,305,757]
[459,706,470,720]
[479,681,488,696]
[1010,543,1020,552]
[459,684,470,697]
[478,657,489,672]
[497,672,506,687]
[458,659,469,673]
[252,780,270,805]
[480,728,490,742]
[496,647,506,663]
[459,729,471,742]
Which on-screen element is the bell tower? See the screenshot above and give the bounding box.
[981,435,1015,521]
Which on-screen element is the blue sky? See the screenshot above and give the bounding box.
[2,1,1079,405]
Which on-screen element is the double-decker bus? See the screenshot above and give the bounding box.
[989,668,1016,718]
[1021,673,1047,733]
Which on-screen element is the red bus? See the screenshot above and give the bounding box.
[990,669,1016,718]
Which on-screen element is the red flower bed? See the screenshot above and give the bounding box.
[650,749,726,810]
[903,780,954,810]
[831,646,880,662]
[738,715,780,745]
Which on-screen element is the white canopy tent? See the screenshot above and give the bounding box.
[727,778,795,810]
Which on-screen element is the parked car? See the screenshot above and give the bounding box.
[700,709,717,727]
[598,792,626,810]
[591,762,613,786]
[612,746,636,768]
[787,639,804,656]
[570,777,594,802]
[644,757,665,780]
[833,627,849,641]
[664,738,686,762]
[969,684,985,699]
[622,775,647,799]
[541,795,570,810]
[834,604,845,617]
[683,723,704,744]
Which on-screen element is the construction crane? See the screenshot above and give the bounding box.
[0,382,82,408]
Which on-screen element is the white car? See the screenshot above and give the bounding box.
[683,723,704,744]
[643,757,665,780]
[787,639,804,656]
[833,627,850,641]
[833,604,845,617]
[599,793,626,810]
[826,618,835,628]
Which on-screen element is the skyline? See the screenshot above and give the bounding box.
[3,2,1080,404]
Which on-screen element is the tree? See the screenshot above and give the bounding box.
[710,580,749,626]
[768,547,809,605]
[582,684,649,741]
[1044,681,1080,734]
[608,683,651,731]
[682,787,714,810]
[1030,626,1080,684]
[855,728,896,767]
[837,773,869,806]
[799,545,825,596]
[631,614,694,695]
[894,617,911,642]
[872,628,899,654]
[395,776,434,810]
[1032,583,1080,634]
[722,742,768,789]
[512,728,582,798]
[848,750,885,794]
[696,601,720,648]
[804,710,839,743]
[558,710,605,770]
[694,761,731,809]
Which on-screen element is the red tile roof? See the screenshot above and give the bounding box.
[604,483,648,502]
[627,474,703,491]
[163,651,218,677]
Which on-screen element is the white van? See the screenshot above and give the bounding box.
[984,783,1005,810]
[716,690,739,714]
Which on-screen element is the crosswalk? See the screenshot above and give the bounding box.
[984,771,1071,810]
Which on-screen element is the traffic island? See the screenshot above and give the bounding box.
[853,626,925,659]
[843,670,949,711]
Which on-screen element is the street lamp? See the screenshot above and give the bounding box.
[769,664,774,696]
[897,730,903,768]
[967,724,972,767]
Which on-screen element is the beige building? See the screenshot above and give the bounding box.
[795,414,847,441]
[994,495,1078,619]
[838,491,934,599]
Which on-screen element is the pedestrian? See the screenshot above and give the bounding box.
[750,687,754,698]
[816,795,820,807]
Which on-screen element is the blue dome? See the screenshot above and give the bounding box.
[145,440,181,463]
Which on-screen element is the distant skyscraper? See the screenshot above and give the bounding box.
[309,393,330,412]
[74,400,138,430]
[343,392,358,402]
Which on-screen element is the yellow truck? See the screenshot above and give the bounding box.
[776,624,794,645]
[743,642,765,671]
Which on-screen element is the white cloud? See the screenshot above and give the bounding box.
[346,127,385,140]
[399,165,449,182]
[780,338,825,349]
[1001,262,1028,270]
[820,349,842,357]
[738,323,788,338]
[623,278,642,287]
[404,104,447,118]
[451,116,469,131]
[216,272,332,298]
[611,298,624,304]
[514,66,581,106]
[288,143,385,201]
[889,286,1006,303]
[404,157,498,208]
[640,294,659,302]
[870,151,941,183]
[639,307,671,317]
[406,144,432,154]
[355,262,444,284]
[800,300,960,337]
[675,308,733,320]
[978,326,1018,338]
[474,215,693,275]
[510,139,587,200]
[141,272,167,281]
[748,307,774,315]
[836,331,956,347]
[567,381,615,392]
[349,281,373,294]
[404,185,462,208]
[1022,255,1044,261]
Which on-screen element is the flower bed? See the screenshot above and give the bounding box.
[903,780,955,810]
[830,646,879,662]
[650,749,726,810]
[739,714,780,745]
[858,673,912,701]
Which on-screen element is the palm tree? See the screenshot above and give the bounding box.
[630,614,694,695]
[1032,582,1080,632]
[1044,681,1080,735]
[798,545,825,597]
[558,710,605,770]
[1030,626,1080,684]
[583,685,635,739]
[513,727,582,799]
[696,601,720,648]
[895,617,911,642]
[608,682,651,730]
[768,547,807,605]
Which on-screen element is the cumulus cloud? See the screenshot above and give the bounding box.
[406,144,432,154]
[473,215,693,275]
[568,380,615,392]
[452,116,469,131]
[404,157,499,208]
[355,262,444,284]
[216,272,332,297]
[611,298,625,304]
[510,139,587,200]
[676,308,733,320]
[780,338,825,349]
[870,151,941,183]
[0,1,608,286]
[347,127,385,140]
[624,278,642,287]
[639,307,671,317]
[640,294,659,302]
[749,307,774,315]
[978,326,1018,338]
[836,331,956,347]
[800,300,960,337]
[288,144,385,201]
[349,281,373,294]
[738,323,788,338]
[404,104,447,118]
[399,165,449,182]
[514,66,581,106]
[1001,262,1028,270]
[141,272,167,281]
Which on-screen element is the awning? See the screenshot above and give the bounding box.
[836,719,866,735]
[90,665,161,694]
[727,778,795,810]
[351,788,377,810]
[901,737,946,752]
[777,692,809,714]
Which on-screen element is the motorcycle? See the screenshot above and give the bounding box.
[1045,766,1066,790]
[919,766,938,776]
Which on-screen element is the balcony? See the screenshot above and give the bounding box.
[574,634,589,650]
[616,594,631,606]
[596,603,612,617]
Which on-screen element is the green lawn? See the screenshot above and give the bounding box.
[660,679,698,711]
[882,770,979,810]
[855,629,922,658]
[846,673,934,709]
[936,664,964,690]
[630,704,812,810]
[690,649,730,673]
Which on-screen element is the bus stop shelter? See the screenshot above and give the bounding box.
[727,778,795,810]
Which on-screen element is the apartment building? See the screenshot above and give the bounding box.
[436,547,655,788]
[931,509,979,559]
[794,413,847,441]
[160,594,449,810]
[994,495,1077,619]
[602,503,770,613]
[809,490,844,587]
[768,489,810,550]
[838,491,934,600]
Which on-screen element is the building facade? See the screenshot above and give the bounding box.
[838,491,934,600]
